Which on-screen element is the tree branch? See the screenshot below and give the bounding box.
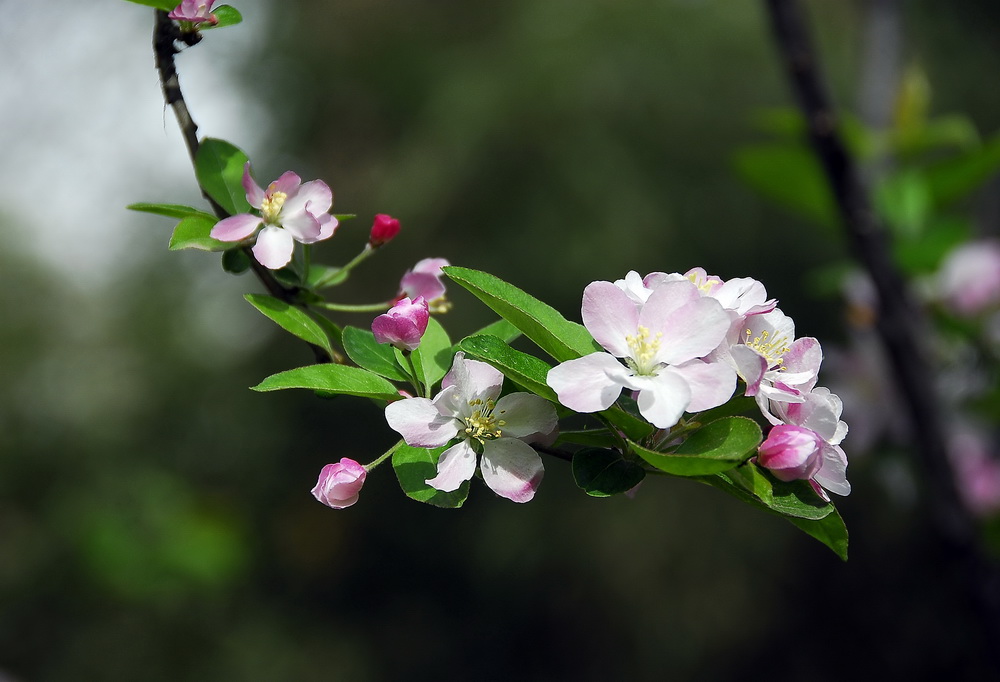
[764,0,1000,663]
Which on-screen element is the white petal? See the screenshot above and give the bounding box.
[480,438,544,503]
[385,397,459,448]
[632,369,692,429]
[252,226,295,269]
[582,281,639,357]
[425,440,478,492]
[441,353,503,404]
[670,359,736,412]
[814,444,851,496]
[547,353,629,413]
[494,392,558,441]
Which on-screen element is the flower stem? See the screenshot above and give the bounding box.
[339,244,377,277]
[317,301,393,313]
[365,439,405,471]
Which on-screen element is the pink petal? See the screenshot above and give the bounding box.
[210,213,262,242]
[385,396,459,448]
[425,440,478,492]
[480,438,544,503]
[670,359,736,412]
[280,208,323,243]
[582,281,639,357]
[270,171,302,196]
[644,292,730,365]
[547,353,629,413]
[400,271,446,301]
[315,214,339,241]
[813,444,851,496]
[283,179,333,217]
[730,344,768,395]
[252,226,295,269]
[493,393,558,441]
[441,353,503,404]
[242,162,264,209]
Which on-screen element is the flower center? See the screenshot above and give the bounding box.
[687,272,722,294]
[463,399,506,443]
[625,325,663,375]
[744,328,791,369]
[260,190,288,224]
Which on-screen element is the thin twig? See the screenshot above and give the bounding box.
[764,0,1000,665]
[152,10,333,363]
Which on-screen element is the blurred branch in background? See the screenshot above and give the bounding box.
[764,0,1000,668]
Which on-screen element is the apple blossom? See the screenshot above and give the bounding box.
[369,213,402,247]
[372,296,429,351]
[547,278,734,429]
[210,162,338,269]
[949,429,1000,518]
[757,424,823,482]
[399,257,451,312]
[168,0,219,26]
[936,239,1000,316]
[384,353,557,502]
[311,458,367,509]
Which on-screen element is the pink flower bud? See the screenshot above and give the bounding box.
[168,0,217,25]
[311,458,367,509]
[369,213,401,247]
[757,424,823,482]
[372,296,430,351]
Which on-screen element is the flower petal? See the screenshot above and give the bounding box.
[280,208,323,243]
[385,396,459,448]
[283,179,333,217]
[631,368,692,429]
[425,440,478,492]
[252,226,295,269]
[547,353,629,413]
[480,438,544,503]
[441,353,504,404]
[494,392,558,442]
[242,162,264,209]
[270,170,302,196]
[643,289,730,365]
[210,213,262,242]
[814,444,851,496]
[582,281,639,357]
[670,359,736,412]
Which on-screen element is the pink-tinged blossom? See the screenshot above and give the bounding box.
[311,458,367,509]
[399,257,451,312]
[936,240,1000,316]
[949,429,1000,518]
[766,388,851,499]
[210,162,338,269]
[547,278,734,429]
[385,353,557,502]
[757,424,823,482]
[369,213,401,247]
[168,0,218,25]
[372,296,429,351]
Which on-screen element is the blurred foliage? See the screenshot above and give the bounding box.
[2,0,1000,679]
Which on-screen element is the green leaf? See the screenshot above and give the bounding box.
[195,138,251,216]
[722,463,834,520]
[306,264,349,289]
[202,5,242,28]
[924,133,1000,208]
[691,396,758,423]
[630,417,762,476]
[244,294,333,357]
[221,247,250,274]
[411,317,453,390]
[572,448,645,497]
[252,364,400,401]
[306,312,343,349]
[459,335,557,401]
[168,215,230,251]
[128,202,215,220]
[696,470,846,559]
[555,429,619,449]
[894,217,971,274]
[443,266,601,362]
[342,326,409,382]
[467,319,522,344]
[392,444,470,508]
[732,144,837,228]
[122,0,177,10]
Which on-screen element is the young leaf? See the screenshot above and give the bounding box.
[128,203,215,221]
[443,266,601,362]
[202,5,241,29]
[252,364,400,401]
[458,335,557,402]
[572,448,645,497]
[307,264,349,289]
[221,248,251,274]
[467,319,522,344]
[195,138,251,216]
[123,0,177,9]
[244,294,334,357]
[393,444,470,508]
[169,215,229,251]
[342,326,409,382]
[411,317,452,390]
[629,417,761,476]
[732,144,836,229]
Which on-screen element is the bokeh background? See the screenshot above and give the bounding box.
[2,0,999,679]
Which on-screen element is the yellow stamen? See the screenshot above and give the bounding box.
[625,325,663,375]
[744,328,791,369]
[260,190,287,224]
[463,399,506,443]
